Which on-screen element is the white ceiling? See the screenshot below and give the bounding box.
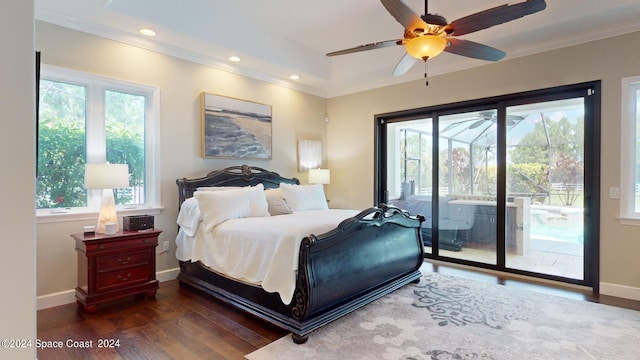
[35,0,640,98]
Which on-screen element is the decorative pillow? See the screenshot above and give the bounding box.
[279,183,328,212]
[194,183,269,231]
[265,188,292,215]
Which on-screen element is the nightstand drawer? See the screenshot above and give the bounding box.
[84,236,158,253]
[97,251,150,272]
[96,266,151,292]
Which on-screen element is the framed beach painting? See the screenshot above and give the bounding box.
[201,92,272,159]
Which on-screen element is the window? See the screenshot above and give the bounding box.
[620,76,640,222]
[37,65,160,220]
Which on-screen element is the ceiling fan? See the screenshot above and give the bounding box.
[327,0,546,79]
[468,110,525,129]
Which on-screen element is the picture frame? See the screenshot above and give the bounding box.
[201,92,272,159]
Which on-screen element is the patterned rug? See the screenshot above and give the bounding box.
[246,271,640,360]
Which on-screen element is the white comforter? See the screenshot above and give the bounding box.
[176,209,359,304]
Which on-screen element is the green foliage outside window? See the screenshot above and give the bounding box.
[105,90,145,205]
[36,80,146,209]
[509,115,584,206]
[36,121,144,208]
[37,119,87,208]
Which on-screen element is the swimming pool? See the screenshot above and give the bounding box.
[530,221,584,244]
[529,207,584,244]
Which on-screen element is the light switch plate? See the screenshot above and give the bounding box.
[609,187,620,199]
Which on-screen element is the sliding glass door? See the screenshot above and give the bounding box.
[505,99,586,279]
[376,82,600,288]
[438,110,499,265]
[386,118,434,255]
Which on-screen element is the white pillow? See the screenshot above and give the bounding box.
[265,188,292,215]
[279,183,328,212]
[194,183,269,231]
[177,186,243,235]
[176,197,201,236]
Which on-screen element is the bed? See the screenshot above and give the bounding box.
[175,165,424,343]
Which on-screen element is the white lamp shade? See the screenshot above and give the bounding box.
[84,163,130,189]
[308,168,330,185]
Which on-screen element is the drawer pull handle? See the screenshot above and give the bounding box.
[117,273,132,282]
[99,244,105,250]
[118,257,132,265]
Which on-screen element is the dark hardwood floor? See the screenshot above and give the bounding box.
[37,280,287,360]
[37,262,640,359]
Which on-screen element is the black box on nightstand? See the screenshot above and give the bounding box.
[123,215,154,231]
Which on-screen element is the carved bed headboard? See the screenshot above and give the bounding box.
[176,165,300,207]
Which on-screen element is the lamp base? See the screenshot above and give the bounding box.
[96,188,119,234]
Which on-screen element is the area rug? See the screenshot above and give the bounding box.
[246,271,640,360]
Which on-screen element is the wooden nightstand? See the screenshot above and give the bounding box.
[72,229,162,313]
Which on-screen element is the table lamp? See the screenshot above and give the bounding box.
[309,168,331,204]
[308,168,330,186]
[84,163,130,234]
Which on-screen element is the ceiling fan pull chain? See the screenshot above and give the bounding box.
[424,60,429,86]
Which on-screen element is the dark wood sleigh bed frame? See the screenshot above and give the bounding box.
[176,165,424,343]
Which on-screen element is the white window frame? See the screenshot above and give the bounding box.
[36,65,162,223]
[619,75,640,224]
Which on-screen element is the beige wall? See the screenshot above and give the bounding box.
[35,22,328,298]
[1,1,37,358]
[326,31,640,297]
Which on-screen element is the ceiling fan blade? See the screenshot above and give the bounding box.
[445,0,546,36]
[444,38,506,61]
[326,39,400,56]
[422,14,448,27]
[392,53,418,77]
[380,0,428,33]
[468,119,486,129]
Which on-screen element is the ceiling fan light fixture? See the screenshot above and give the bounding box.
[405,35,447,61]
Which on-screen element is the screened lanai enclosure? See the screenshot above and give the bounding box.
[378,83,599,287]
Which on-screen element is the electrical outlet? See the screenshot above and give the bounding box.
[162,241,170,252]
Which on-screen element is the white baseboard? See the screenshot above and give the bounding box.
[37,267,180,311]
[600,282,640,302]
[37,289,77,310]
[156,267,180,283]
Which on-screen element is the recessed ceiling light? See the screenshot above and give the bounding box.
[228,56,241,62]
[289,75,300,80]
[139,28,156,37]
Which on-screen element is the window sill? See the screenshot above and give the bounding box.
[36,206,164,224]
[617,216,640,226]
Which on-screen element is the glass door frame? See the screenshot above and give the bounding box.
[374,81,601,290]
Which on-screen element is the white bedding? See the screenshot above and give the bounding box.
[176,209,359,305]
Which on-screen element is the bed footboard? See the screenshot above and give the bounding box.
[289,204,424,342]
